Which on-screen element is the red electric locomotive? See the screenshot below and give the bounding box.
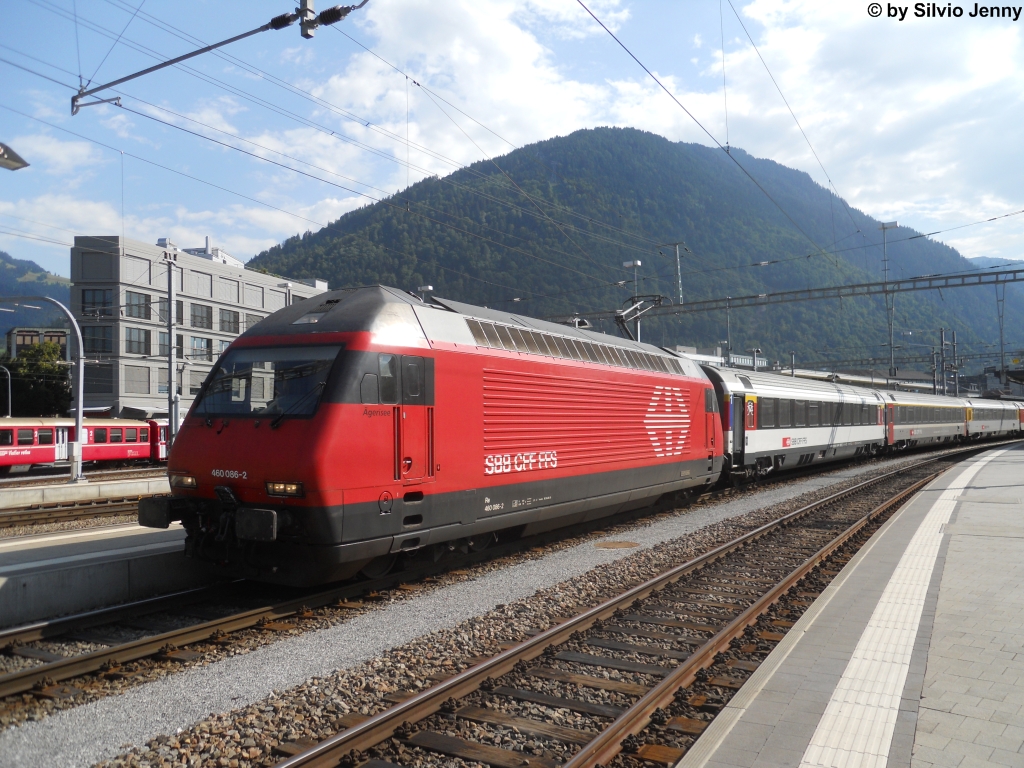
[141,286,724,585]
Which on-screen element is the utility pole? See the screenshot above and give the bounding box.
[675,243,683,306]
[790,351,796,377]
[952,330,959,395]
[164,252,179,446]
[879,221,899,386]
[996,283,1006,385]
[939,328,947,396]
[931,350,938,394]
[725,298,732,357]
[623,260,642,342]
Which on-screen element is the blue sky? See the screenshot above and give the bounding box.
[2,0,1024,279]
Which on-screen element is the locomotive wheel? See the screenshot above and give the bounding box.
[359,553,398,579]
[467,533,496,552]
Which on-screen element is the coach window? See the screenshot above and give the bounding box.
[808,401,819,427]
[94,428,107,443]
[794,400,806,427]
[110,429,123,444]
[140,428,149,441]
[360,374,379,404]
[759,398,777,429]
[778,399,792,428]
[378,354,400,404]
[126,429,138,443]
[38,429,53,445]
[0,429,11,446]
[17,429,33,446]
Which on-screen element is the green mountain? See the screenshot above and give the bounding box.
[0,250,71,343]
[250,127,1021,371]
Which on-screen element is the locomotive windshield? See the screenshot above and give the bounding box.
[193,345,341,418]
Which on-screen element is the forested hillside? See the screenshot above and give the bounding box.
[250,127,1020,368]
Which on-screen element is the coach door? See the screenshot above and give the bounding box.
[887,404,895,444]
[398,356,434,484]
[731,394,745,467]
[55,427,68,461]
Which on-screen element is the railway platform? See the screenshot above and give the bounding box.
[680,443,1024,768]
[0,521,220,628]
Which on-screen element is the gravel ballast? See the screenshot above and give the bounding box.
[0,455,940,767]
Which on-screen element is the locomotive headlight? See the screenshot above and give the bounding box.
[169,474,198,489]
[266,481,304,497]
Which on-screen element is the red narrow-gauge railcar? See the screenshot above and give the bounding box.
[142,286,724,585]
[0,418,168,472]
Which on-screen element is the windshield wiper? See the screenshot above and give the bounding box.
[270,381,327,429]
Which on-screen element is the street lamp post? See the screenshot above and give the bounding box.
[0,365,9,417]
[0,296,86,482]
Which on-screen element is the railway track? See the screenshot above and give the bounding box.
[0,466,166,490]
[264,447,967,768]
[0,497,145,529]
[0,443,1004,743]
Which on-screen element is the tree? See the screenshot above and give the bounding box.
[0,342,71,417]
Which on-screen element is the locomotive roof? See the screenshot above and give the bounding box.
[242,285,707,378]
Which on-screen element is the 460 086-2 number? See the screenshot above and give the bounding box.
[211,469,247,480]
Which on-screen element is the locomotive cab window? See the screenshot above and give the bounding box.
[379,354,400,404]
[403,357,424,404]
[704,389,718,412]
[0,429,11,446]
[194,345,342,419]
[17,429,33,446]
[361,374,379,404]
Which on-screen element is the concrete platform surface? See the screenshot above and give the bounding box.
[679,444,1024,768]
[0,476,170,511]
[0,522,219,628]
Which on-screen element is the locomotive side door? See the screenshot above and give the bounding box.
[399,356,434,483]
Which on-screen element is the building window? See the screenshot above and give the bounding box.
[190,336,212,361]
[124,365,151,394]
[176,334,184,358]
[157,368,181,395]
[156,298,183,323]
[244,313,264,332]
[125,291,151,319]
[82,289,113,318]
[219,308,239,334]
[43,331,66,349]
[158,332,169,356]
[84,363,114,394]
[125,327,151,355]
[218,339,231,355]
[83,326,113,354]
[191,303,213,329]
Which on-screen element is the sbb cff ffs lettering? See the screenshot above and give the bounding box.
[484,451,558,475]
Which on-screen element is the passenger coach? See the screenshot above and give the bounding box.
[144,286,724,585]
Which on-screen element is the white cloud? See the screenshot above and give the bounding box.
[10,134,105,176]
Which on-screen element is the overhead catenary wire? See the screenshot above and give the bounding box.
[55,0,663,259]
[574,0,834,270]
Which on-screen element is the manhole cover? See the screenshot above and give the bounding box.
[595,541,639,549]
